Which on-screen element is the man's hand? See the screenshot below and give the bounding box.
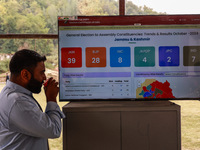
[44,77,59,103]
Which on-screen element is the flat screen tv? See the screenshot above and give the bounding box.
[58,15,200,101]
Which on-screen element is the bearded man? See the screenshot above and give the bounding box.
[0,49,65,150]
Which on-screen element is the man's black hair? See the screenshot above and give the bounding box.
[9,49,46,75]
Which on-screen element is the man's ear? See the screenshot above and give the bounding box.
[21,69,31,83]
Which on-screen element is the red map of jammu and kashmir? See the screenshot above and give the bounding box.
[137,79,175,99]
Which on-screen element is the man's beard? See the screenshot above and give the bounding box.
[27,75,43,93]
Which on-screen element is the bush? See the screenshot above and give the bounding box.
[45,61,55,70]
[45,54,58,70]
[0,60,10,74]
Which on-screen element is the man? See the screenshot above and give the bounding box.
[0,49,65,150]
[5,73,9,82]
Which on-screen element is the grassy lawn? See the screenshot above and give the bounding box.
[1,82,200,150]
[173,100,200,150]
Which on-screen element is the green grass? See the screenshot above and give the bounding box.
[1,82,200,150]
[172,100,200,150]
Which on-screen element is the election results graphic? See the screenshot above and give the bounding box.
[58,16,200,101]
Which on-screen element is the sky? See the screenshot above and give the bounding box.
[129,0,200,14]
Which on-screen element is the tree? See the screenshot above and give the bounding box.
[0,0,53,54]
[126,1,143,15]
[98,0,118,15]
[126,1,165,15]
[0,0,165,55]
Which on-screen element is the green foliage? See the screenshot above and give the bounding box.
[0,0,165,74]
[0,0,163,36]
[44,62,54,70]
[0,39,18,53]
[126,1,144,15]
[0,59,10,74]
[77,0,118,16]
[45,54,58,70]
[33,39,54,55]
[0,0,52,54]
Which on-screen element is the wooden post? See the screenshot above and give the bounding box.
[119,0,125,16]
[0,34,58,39]
[34,39,36,51]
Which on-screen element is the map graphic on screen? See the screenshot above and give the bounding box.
[58,15,200,101]
[136,79,175,99]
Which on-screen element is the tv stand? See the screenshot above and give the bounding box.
[62,101,181,150]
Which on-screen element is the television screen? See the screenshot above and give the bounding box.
[58,15,200,101]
